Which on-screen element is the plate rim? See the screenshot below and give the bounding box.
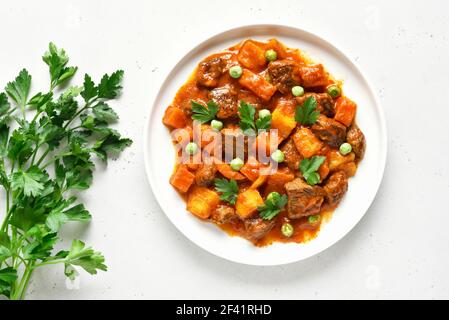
[143,24,388,266]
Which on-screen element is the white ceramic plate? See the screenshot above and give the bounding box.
[143,25,387,266]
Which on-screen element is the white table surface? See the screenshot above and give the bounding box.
[1,0,448,300]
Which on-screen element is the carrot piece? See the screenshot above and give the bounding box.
[236,189,264,219]
[263,167,294,195]
[334,96,357,127]
[250,174,268,190]
[271,98,297,141]
[240,157,260,181]
[215,162,246,181]
[187,186,220,219]
[300,64,329,88]
[163,106,187,129]
[237,40,266,71]
[238,69,277,101]
[169,165,195,193]
[292,127,323,158]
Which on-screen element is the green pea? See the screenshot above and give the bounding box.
[266,191,281,203]
[327,85,341,98]
[271,149,285,163]
[258,109,271,119]
[211,119,223,131]
[230,157,244,171]
[229,65,243,79]
[265,49,277,62]
[308,215,321,224]
[185,142,198,155]
[281,223,294,237]
[291,86,304,97]
[339,142,352,155]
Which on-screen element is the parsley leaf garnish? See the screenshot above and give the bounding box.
[0,42,131,300]
[238,101,271,133]
[299,156,326,185]
[214,178,239,205]
[258,192,288,220]
[191,100,219,123]
[295,96,320,125]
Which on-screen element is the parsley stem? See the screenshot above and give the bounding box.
[35,147,51,167]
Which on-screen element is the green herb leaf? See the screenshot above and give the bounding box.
[299,156,326,185]
[238,101,271,132]
[92,102,119,123]
[214,178,239,205]
[11,166,48,197]
[97,70,124,99]
[295,96,320,125]
[46,200,91,232]
[42,42,77,89]
[63,240,107,275]
[258,193,288,220]
[5,69,31,108]
[191,100,219,123]
[81,74,97,102]
[0,93,10,116]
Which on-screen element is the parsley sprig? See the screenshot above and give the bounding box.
[258,192,288,220]
[295,96,320,125]
[191,100,218,123]
[238,101,271,133]
[214,178,239,205]
[299,156,326,185]
[0,43,131,300]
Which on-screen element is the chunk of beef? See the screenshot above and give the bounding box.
[299,64,328,88]
[346,124,366,161]
[244,218,276,241]
[323,171,348,207]
[296,92,335,117]
[195,164,217,187]
[267,59,302,94]
[211,205,237,224]
[285,178,324,219]
[280,138,302,171]
[196,57,225,88]
[208,84,238,119]
[311,114,347,148]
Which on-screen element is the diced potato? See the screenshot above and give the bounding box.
[263,167,295,195]
[293,127,323,158]
[271,98,297,142]
[169,165,195,193]
[236,189,264,219]
[328,150,355,171]
[237,40,266,70]
[337,161,357,177]
[334,96,357,127]
[238,69,277,101]
[163,106,187,129]
[318,159,330,181]
[187,186,220,219]
[215,162,246,181]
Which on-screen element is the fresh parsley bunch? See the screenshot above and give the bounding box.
[0,43,132,299]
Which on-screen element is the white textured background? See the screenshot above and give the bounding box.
[0,0,448,299]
